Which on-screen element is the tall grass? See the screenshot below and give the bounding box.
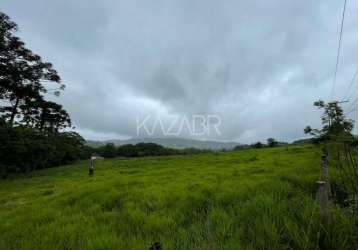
[0,145,357,249]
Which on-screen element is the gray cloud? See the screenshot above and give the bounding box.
[1,0,358,143]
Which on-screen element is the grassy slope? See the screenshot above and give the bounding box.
[0,145,356,249]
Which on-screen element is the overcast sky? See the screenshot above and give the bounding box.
[2,0,358,143]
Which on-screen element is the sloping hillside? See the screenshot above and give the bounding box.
[0,145,356,249]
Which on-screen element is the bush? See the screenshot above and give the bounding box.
[0,124,90,175]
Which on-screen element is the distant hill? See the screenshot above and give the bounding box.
[86,137,241,150]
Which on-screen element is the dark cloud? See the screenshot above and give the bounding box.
[1,0,358,142]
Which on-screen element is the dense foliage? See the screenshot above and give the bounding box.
[95,142,208,158]
[0,12,88,176]
[0,121,91,177]
[304,100,355,143]
[233,138,287,150]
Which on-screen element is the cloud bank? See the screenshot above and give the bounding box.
[2,0,358,143]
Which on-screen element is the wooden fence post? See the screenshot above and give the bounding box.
[89,156,94,176]
[316,180,330,226]
[320,144,331,195]
[317,142,331,242]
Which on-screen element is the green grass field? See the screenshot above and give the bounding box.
[0,145,357,249]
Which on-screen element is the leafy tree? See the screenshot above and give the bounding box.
[22,99,71,133]
[0,12,64,126]
[0,12,84,176]
[267,138,278,147]
[304,100,354,142]
[252,142,264,148]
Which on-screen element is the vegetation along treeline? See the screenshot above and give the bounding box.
[95,142,212,158]
[0,12,91,176]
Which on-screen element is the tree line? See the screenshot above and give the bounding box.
[95,142,210,158]
[233,138,288,150]
[0,12,90,177]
